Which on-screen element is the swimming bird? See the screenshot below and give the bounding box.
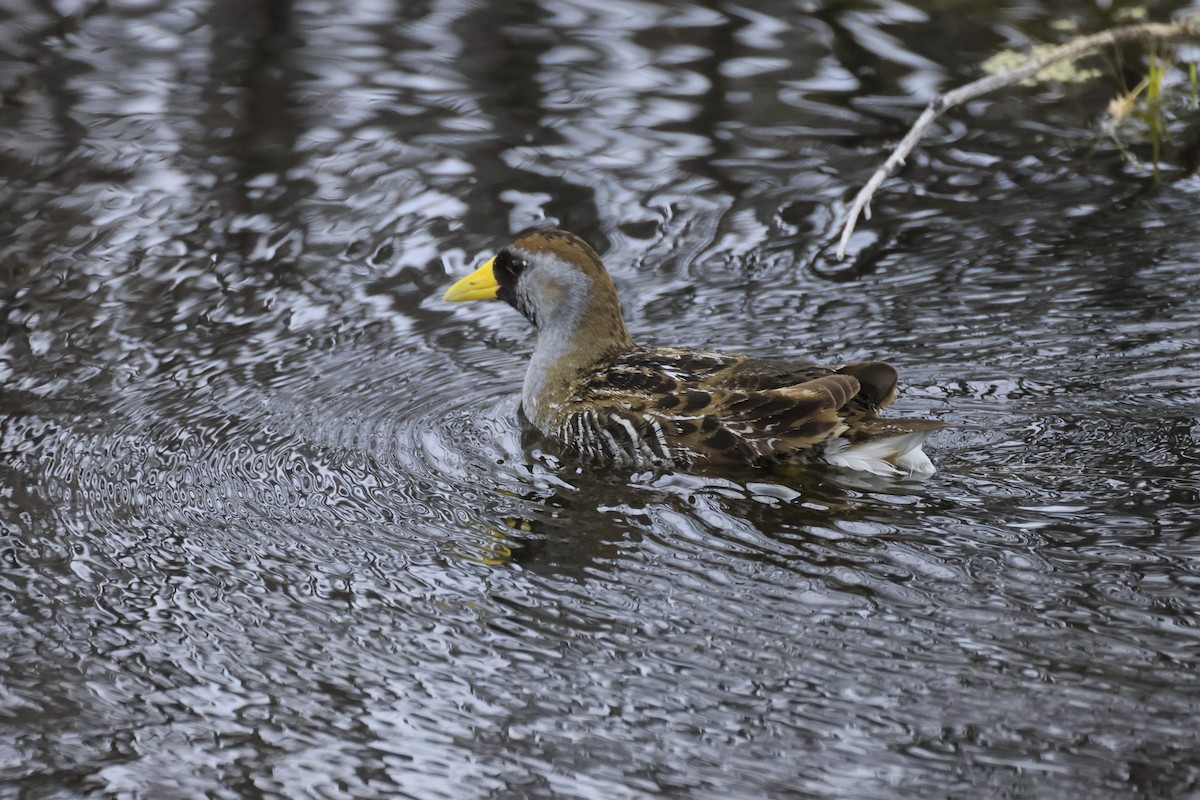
[443,229,943,476]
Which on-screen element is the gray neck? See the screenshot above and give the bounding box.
[511,252,635,431]
[521,287,591,429]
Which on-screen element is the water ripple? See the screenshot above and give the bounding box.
[4,1,1200,797]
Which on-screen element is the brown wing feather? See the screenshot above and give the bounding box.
[713,374,860,462]
[836,361,898,409]
[566,348,935,468]
[571,367,862,466]
[643,348,834,392]
[607,349,898,410]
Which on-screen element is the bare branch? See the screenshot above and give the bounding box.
[836,17,1200,260]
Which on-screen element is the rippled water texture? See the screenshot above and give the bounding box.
[4,0,1200,797]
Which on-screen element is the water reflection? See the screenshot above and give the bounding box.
[3,0,1200,797]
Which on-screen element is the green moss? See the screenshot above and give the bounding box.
[981,46,1104,85]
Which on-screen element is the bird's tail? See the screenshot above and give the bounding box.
[823,424,943,478]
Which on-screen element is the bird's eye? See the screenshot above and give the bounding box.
[493,249,527,293]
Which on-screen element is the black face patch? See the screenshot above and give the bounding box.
[493,249,526,305]
[492,249,537,325]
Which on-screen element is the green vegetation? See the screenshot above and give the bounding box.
[982,26,1200,180]
[1106,46,1200,180]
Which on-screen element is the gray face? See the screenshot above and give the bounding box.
[496,248,593,332]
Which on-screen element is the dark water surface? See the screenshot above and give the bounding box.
[4,1,1200,797]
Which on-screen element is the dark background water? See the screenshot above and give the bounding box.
[3,1,1200,798]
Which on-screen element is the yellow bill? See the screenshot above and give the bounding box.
[443,257,499,302]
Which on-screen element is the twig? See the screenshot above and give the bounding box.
[836,17,1200,260]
